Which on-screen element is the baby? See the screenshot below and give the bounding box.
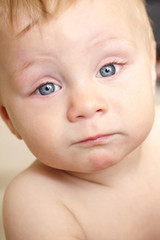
[0,0,160,239]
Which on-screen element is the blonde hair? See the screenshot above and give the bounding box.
[0,0,75,34]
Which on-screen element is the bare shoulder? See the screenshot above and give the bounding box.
[3,162,86,240]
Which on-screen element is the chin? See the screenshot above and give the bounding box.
[87,150,121,172]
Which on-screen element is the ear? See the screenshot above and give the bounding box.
[0,105,22,139]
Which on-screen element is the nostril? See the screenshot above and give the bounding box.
[96,109,103,113]
[77,115,84,118]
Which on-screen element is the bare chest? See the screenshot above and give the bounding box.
[65,180,160,240]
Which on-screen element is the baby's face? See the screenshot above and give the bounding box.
[0,0,156,173]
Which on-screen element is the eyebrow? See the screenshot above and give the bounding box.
[88,32,136,50]
[14,56,56,75]
[14,35,136,76]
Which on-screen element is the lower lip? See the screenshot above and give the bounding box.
[77,134,114,147]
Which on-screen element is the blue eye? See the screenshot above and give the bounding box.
[97,64,121,78]
[36,83,60,95]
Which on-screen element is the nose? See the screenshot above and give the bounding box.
[67,84,108,122]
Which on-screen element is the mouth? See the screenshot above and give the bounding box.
[75,134,115,147]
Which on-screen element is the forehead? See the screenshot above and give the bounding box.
[53,0,141,41]
[22,0,143,46]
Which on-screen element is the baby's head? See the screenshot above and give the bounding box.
[0,0,157,173]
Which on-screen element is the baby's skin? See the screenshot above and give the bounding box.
[1,0,160,239]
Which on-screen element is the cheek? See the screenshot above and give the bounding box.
[7,100,63,145]
[122,88,155,142]
[113,67,155,139]
[19,114,62,142]
[13,113,67,166]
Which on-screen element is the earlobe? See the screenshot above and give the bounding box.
[0,105,22,139]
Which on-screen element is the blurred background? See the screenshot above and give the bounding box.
[0,0,160,239]
[147,0,160,82]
